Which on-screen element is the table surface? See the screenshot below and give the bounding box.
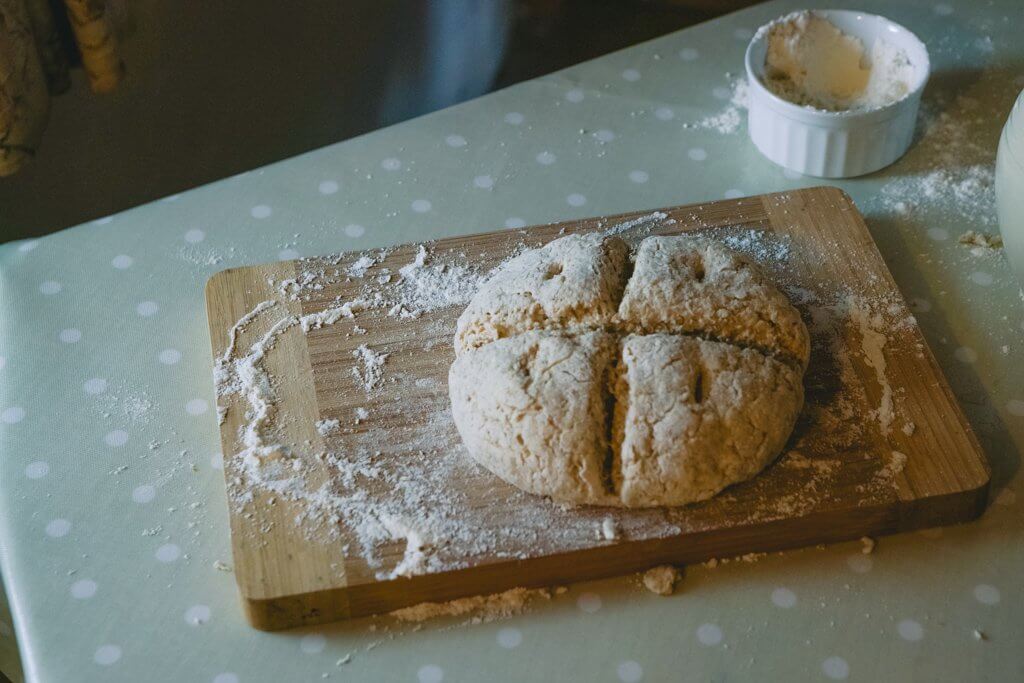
[2,1,1022,681]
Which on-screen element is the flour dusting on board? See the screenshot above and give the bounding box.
[213,213,913,586]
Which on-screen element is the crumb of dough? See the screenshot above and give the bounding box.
[902,421,916,436]
[958,231,1003,252]
[212,560,232,572]
[860,536,876,554]
[642,565,682,596]
[973,629,987,641]
[601,517,619,540]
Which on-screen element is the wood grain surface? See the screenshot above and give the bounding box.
[206,187,989,630]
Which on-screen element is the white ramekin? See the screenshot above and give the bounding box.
[744,10,930,178]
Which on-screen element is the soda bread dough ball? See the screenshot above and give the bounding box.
[448,232,808,507]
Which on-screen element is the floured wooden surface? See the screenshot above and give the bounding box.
[206,187,989,630]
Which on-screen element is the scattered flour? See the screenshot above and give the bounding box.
[693,78,748,134]
[316,418,341,437]
[843,295,894,435]
[351,345,388,393]
[958,230,1003,256]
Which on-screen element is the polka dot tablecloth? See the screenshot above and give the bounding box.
[2,1,1023,681]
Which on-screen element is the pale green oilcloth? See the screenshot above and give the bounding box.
[2,1,1023,681]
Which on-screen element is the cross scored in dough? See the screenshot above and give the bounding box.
[449,232,809,507]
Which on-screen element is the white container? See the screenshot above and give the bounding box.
[995,87,1024,285]
[744,10,930,178]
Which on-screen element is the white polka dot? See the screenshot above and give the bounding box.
[933,3,953,15]
[112,254,134,269]
[496,627,522,649]
[159,348,182,365]
[136,301,160,317]
[846,554,873,573]
[723,189,744,199]
[25,460,49,479]
[897,619,924,641]
[567,193,587,207]
[970,271,993,286]
[3,406,25,424]
[995,488,1016,506]
[71,579,98,599]
[344,224,366,237]
[617,660,643,683]
[46,519,71,537]
[1007,399,1024,416]
[186,398,209,415]
[445,134,467,148]
[18,240,40,252]
[505,217,526,229]
[93,216,114,225]
[954,346,978,363]
[300,634,326,654]
[629,170,649,184]
[688,147,708,161]
[211,452,224,470]
[381,158,402,171]
[771,587,797,608]
[734,27,754,41]
[973,583,1000,605]
[83,378,108,395]
[504,112,524,125]
[622,68,641,82]
[250,205,272,219]
[565,88,584,103]
[104,430,128,447]
[411,199,432,213]
[213,674,239,683]
[577,592,602,613]
[155,543,181,563]
[318,180,340,194]
[712,86,731,100]
[60,328,82,343]
[39,281,62,295]
[278,249,300,260]
[94,645,121,666]
[822,656,849,680]
[909,298,932,313]
[594,129,615,143]
[132,484,156,504]
[927,227,949,241]
[678,47,699,61]
[536,151,557,165]
[184,229,205,243]
[185,604,212,625]
[654,107,675,121]
[417,664,444,683]
[696,623,722,646]
[473,175,495,189]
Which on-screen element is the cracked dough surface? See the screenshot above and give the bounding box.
[449,232,807,507]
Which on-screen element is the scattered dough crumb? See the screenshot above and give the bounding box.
[391,587,552,623]
[958,230,1003,254]
[601,517,619,541]
[973,629,987,641]
[336,654,352,666]
[704,558,719,569]
[901,421,916,436]
[860,536,876,554]
[642,565,682,596]
[213,560,233,572]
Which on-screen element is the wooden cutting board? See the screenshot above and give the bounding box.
[206,187,989,631]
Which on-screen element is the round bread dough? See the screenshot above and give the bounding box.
[449,232,808,507]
